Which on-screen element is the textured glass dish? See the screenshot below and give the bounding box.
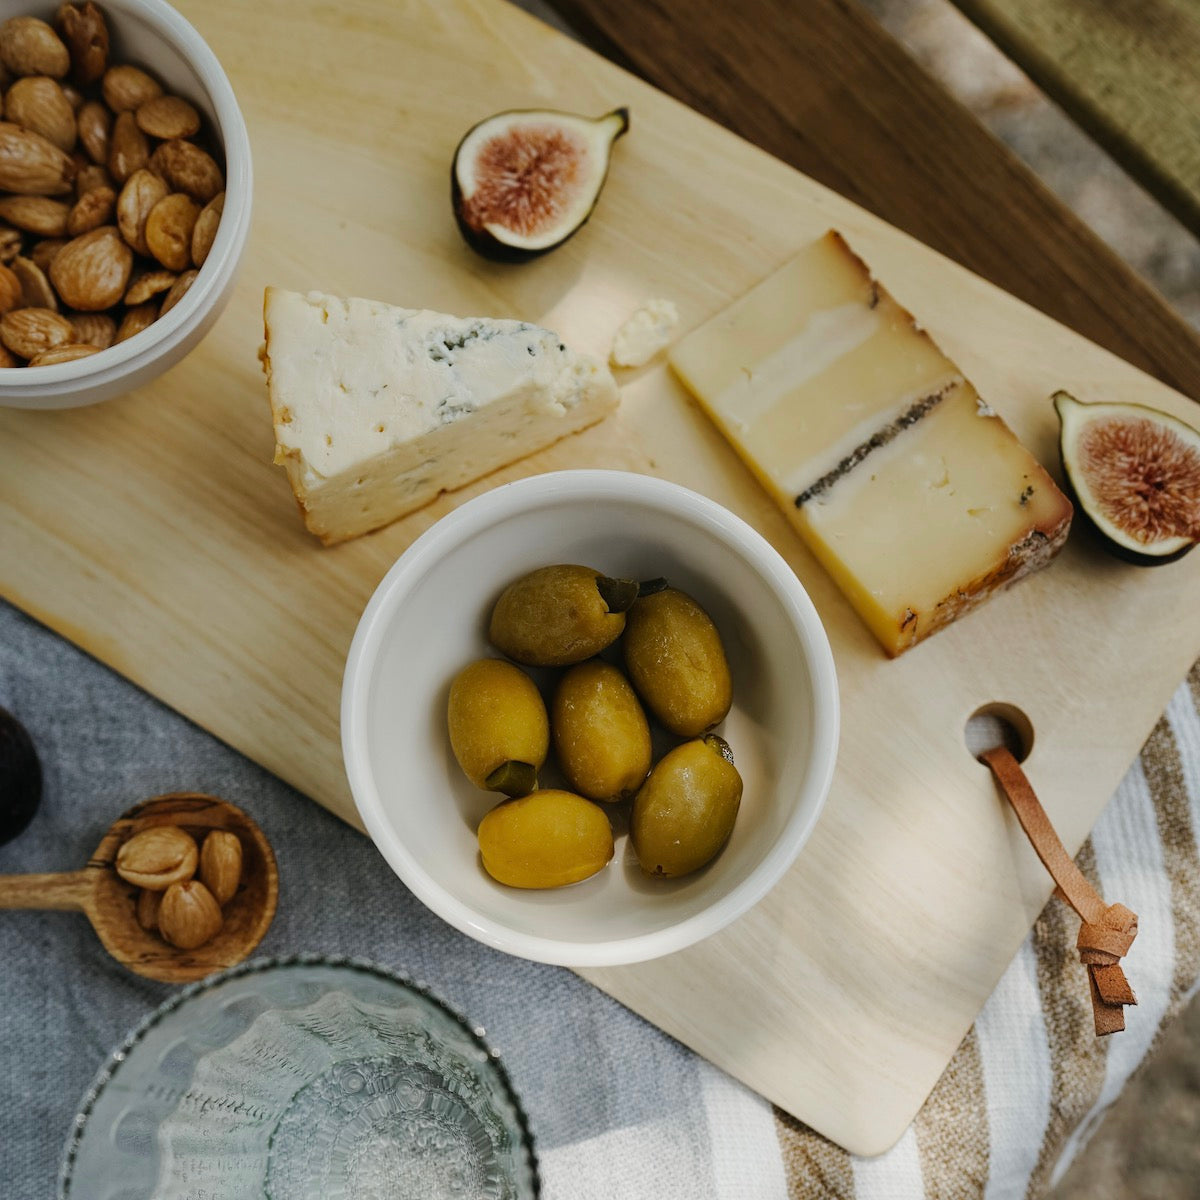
[59,955,539,1199]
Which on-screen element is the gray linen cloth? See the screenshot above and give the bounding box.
[0,600,779,1198]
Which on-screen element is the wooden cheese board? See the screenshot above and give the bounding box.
[3,0,1200,1156]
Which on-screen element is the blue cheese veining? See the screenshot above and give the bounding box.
[262,289,619,544]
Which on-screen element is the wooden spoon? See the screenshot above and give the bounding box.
[0,793,278,983]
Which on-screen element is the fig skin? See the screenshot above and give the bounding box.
[1054,390,1200,567]
[451,106,629,263]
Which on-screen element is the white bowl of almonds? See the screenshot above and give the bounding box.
[0,0,250,408]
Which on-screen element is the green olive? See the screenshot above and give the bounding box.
[447,658,548,795]
[631,736,742,878]
[488,564,638,667]
[623,587,732,737]
[478,789,614,888]
[553,662,652,802]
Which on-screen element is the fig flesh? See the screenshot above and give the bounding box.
[1054,390,1200,565]
[452,107,629,261]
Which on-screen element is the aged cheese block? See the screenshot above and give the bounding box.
[669,232,1073,654]
[262,288,619,544]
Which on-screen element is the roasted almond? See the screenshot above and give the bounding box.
[12,255,58,309]
[0,17,69,79]
[158,879,222,949]
[124,267,175,306]
[115,166,165,255]
[144,192,197,272]
[0,194,69,237]
[135,94,200,140]
[29,238,65,273]
[135,886,162,931]
[159,268,196,316]
[107,110,148,184]
[198,829,242,905]
[0,120,74,194]
[146,139,168,181]
[50,225,131,310]
[5,75,76,152]
[0,342,18,366]
[76,98,109,164]
[55,1,108,87]
[115,825,197,890]
[191,190,222,267]
[0,225,20,263]
[0,306,74,358]
[29,341,98,364]
[75,160,111,197]
[60,81,83,111]
[153,138,222,202]
[101,63,161,113]
[115,300,156,342]
[0,262,21,312]
[65,183,114,235]
[68,309,113,347]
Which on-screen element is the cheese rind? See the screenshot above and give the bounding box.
[796,381,1071,653]
[262,289,618,544]
[668,232,1073,655]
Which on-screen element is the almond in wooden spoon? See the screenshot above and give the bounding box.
[0,794,278,983]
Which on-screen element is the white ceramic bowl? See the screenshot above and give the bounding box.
[0,0,251,409]
[342,471,840,966]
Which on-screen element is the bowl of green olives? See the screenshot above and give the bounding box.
[341,470,839,966]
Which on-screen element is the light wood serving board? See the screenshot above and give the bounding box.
[3,0,1199,1157]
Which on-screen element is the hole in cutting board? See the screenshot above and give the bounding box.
[965,702,1034,763]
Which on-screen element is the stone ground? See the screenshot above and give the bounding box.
[862,2,1200,1195]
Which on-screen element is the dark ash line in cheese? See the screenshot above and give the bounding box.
[793,379,961,507]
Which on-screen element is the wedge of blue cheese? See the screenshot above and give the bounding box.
[262,289,619,544]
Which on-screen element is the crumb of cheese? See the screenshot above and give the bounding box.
[610,299,679,368]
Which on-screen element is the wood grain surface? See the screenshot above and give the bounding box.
[550,0,1200,401]
[950,0,1200,239]
[3,0,1200,1154]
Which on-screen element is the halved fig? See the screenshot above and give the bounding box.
[452,107,629,261]
[1054,389,1200,565]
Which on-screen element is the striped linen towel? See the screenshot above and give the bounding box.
[757,659,1200,1198]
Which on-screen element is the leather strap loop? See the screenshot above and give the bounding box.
[979,746,1138,1036]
